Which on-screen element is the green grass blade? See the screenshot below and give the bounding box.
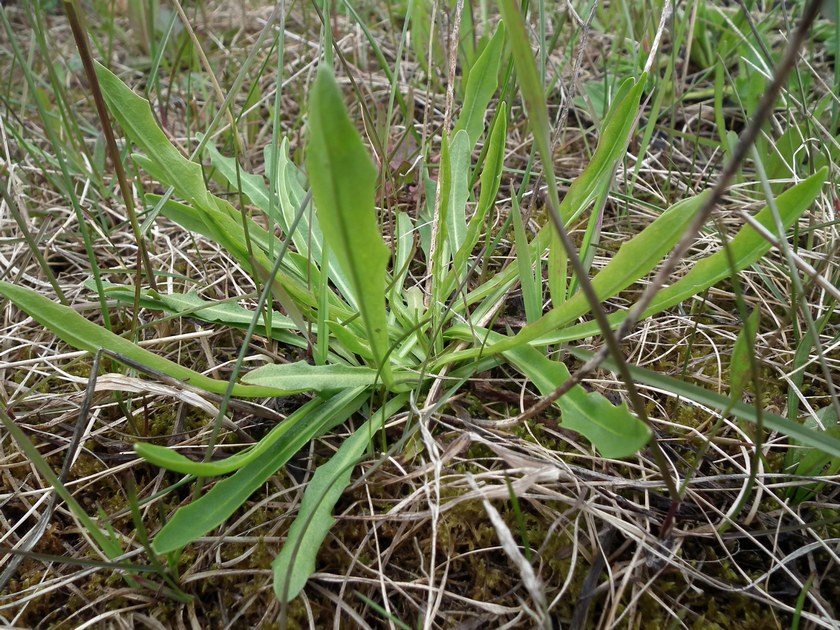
[0,281,286,398]
[497,0,561,303]
[273,395,408,602]
[0,407,124,559]
[151,389,367,554]
[306,67,392,385]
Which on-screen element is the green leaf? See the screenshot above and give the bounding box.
[526,168,828,346]
[203,138,283,228]
[241,361,382,393]
[568,347,840,460]
[446,104,507,295]
[730,308,759,401]
[475,329,649,458]
[265,139,312,241]
[504,346,650,459]
[149,193,320,315]
[392,211,415,295]
[453,22,505,150]
[306,68,392,384]
[511,196,541,323]
[444,130,471,256]
[506,345,650,458]
[497,0,566,307]
[549,77,645,303]
[157,291,292,327]
[91,281,307,350]
[206,137,355,304]
[499,0,645,307]
[151,389,367,554]
[0,281,286,398]
[94,62,208,205]
[497,0,553,197]
[489,192,708,353]
[97,63,321,321]
[273,395,407,602]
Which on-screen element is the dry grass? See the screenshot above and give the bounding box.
[1,1,839,628]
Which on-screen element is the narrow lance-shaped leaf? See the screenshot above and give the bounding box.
[477,328,650,458]
[94,61,209,205]
[495,5,648,308]
[431,133,453,306]
[511,195,541,323]
[463,102,507,248]
[445,104,507,297]
[392,211,415,295]
[444,129,471,256]
[241,361,383,393]
[730,308,759,402]
[306,68,393,385]
[534,168,828,346]
[488,191,709,354]
[97,62,318,321]
[273,395,408,602]
[447,169,826,351]
[148,194,320,313]
[453,22,506,150]
[569,347,840,460]
[497,0,553,195]
[151,389,368,554]
[203,138,285,231]
[0,281,286,398]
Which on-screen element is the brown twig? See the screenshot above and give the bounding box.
[62,0,158,293]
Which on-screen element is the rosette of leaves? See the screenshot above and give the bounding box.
[3,18,837,605]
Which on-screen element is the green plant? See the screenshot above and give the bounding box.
[3,4,838,610]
